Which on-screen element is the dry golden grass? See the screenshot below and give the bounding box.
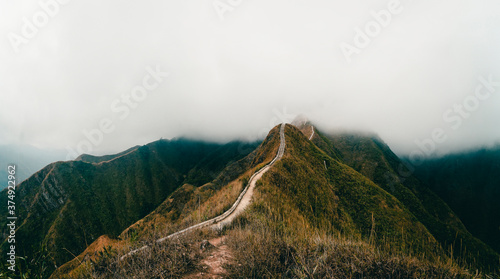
[49,125,499,278]
[224,211,481,279]
[58,226,221,279]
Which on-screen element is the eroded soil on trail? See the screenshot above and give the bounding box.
[184,237,234,279]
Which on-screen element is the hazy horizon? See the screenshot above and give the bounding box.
[2,0,500,159]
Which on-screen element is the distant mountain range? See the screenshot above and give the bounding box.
[0,138,259,270]
[1,123,499,278]
[0,145,66,190]
[411,146,500,256]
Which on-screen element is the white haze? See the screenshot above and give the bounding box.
[1,0,500,158]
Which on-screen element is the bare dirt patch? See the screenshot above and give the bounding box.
[184,236,234,279]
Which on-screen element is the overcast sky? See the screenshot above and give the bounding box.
[1,0,500,159]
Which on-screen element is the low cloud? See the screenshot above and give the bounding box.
[1,0,499,157]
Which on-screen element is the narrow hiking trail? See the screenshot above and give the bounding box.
[308,126,315,140]
[183,237,232,279]
[121,123,286,259]
[211,122,286,230]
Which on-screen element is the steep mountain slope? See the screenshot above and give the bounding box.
[260,124,443,257]
[0,144,66,190]
[55,124,486,278]
[49,125,284,278]
[16,123,499,278]
[413,147,500,254]
[75,145,140,164]
[0,138,259,275]
[294,122,499,271]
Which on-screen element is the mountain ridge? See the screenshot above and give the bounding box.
[0,137,259,276]
[2,122,499,278]
[54,123,498,277]
[412,146,500,254]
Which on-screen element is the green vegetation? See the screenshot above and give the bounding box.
[75,145,140,164]
[257,125,444,259]
[0,138,258,277]
[413,146,500,255]
[119,126,282,242]
[62,124,487,278]
[312,130,500,272]
[4,123,499,278]
[49,126,284,278]
[0,243,53,279]
[59,228,214,279]
[226,211,474,278]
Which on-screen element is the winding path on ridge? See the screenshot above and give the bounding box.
[308,126,315,140]
[121,123,286,259]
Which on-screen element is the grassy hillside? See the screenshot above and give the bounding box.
[55,124,487,278]
[0,138,258,277]
[413,147,500,255]
[300,126,499,271]
[259,125,443,257]
[224,125,493,277]
[49,125,284,278]
[75,145,140,164]
[0,144,66,190]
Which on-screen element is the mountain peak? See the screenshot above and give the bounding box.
[291,114,309,128]
[290,115,317,141]
[2,124,499,278]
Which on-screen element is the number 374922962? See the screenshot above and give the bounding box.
[7,165,16,212]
